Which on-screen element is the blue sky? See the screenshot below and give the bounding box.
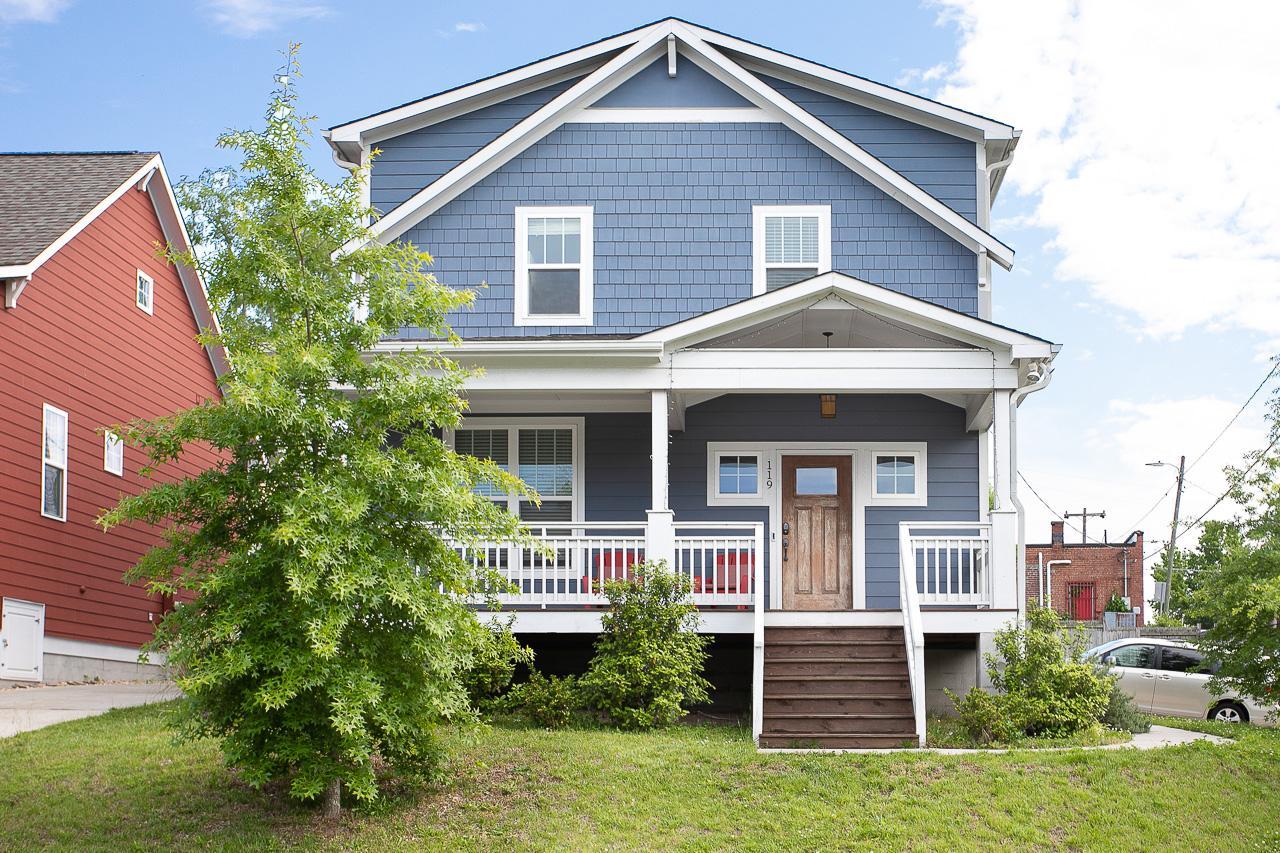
[6,1,1276,596]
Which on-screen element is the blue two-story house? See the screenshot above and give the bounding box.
[327,18,1058,748]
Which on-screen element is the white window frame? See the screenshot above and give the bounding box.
[751,205,832,295]
[513,206,594,326]
[41,404,68,522]
[706,444,767,506]
[446,417,585,521]
[869,446,928,507]
[136,269,154,315]
[104,431,124,477]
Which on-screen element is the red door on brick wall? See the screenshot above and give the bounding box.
[1068,583,1095,621]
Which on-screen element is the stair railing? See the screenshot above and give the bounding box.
[898,522,927,746]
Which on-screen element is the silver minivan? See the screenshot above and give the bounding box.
[1084,638,1272,724]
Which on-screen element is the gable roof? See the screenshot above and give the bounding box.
[0,151,228,377]
[331,19,1018,269]
[634,271,1057,358]
[0,152,157,267]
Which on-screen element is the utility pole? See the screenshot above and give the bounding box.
[1160,455,1187,615]
[1063,507,1106,544]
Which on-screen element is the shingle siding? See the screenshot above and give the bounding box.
[574,394,979,609]
[371,77,582,213]
[395,121,978,338]
[757,75,979,223]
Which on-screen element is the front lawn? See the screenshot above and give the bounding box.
[925,716,1133,749]
[2,704,1278,850]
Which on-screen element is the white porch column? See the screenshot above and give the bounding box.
[989,389,1018,610]
[646,389,675,567]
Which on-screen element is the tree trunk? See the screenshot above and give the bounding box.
[323,777,341,820]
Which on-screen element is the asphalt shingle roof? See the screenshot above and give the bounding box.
[0,152,157,267]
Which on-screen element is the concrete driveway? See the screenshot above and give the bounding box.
[0,681,179,738]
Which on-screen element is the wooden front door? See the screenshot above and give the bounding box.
[781,455,853,610]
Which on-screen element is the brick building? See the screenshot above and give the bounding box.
[1025,521,1144,625]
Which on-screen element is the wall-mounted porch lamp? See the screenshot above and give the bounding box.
[820,394,837,419]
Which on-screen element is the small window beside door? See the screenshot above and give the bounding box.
[707,446,765,505]
[869,448,927,506]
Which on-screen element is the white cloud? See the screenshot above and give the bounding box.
[931,0,1280,339]
[0,0,68,24]
[204,0,330,37]
[454,21,485,33]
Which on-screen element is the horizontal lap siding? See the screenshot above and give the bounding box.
[573,395,977,607]
[372,78,582,214]
[0,188,222,650]
[396,121,977,338]
[759,75,978,223]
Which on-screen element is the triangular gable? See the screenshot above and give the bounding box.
[591,56,751,108]
[634,272,1056,358]
[336,20,1015,269]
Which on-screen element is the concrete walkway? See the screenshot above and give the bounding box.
[0,681,179,738]
[762,724,1233,754]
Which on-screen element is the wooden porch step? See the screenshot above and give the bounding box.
[764,660,908,678]
[764,626,903,643]
[765,643,905,660]
[763,714,916,735]
[759,732,918,749]
[764,696,914,715]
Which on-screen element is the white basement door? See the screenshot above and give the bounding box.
[0,598,45,681]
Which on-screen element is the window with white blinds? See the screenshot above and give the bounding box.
[451,420,581,521]
[514,207,594,325]
[752,205,831,295]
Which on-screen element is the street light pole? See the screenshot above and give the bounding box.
[1160,455,1186,615]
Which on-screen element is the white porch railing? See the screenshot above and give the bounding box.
[453,521,763,609]
[897,523,929,747]
[902,522,992,607]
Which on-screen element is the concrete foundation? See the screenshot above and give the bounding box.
[923,633,989,716]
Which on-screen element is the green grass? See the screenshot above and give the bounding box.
[924,716,1133,749]
[2,704,1279,851]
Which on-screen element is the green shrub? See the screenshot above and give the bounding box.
[579,562,712,729]
[1105,593,1129,613]
[461,616,534,711]
[948,607,1113,743]
[504,670,579,728]
[1101,680,1152,733]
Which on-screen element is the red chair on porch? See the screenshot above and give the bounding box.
[581,548,643,600]
[691,550,751,608]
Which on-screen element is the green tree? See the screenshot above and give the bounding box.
[1186,393,1280,712]
[99,50,527,815]
[1151,520,1243,625]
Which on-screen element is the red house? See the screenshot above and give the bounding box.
[0,152,225,684]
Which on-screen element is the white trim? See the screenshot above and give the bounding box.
[40,403,68,522]
[371,339,663,358]
[706,444,766,505]
[751,205,831,296]
[104,430,124,477]
[446,416,586,521]
[869,446,928,507]
[338,28,669,255]
[135,268,154,314]
[478,608,753,634]
[513,206,594,326]
[668,22,1015,270]
[44,634,166,666]
[636,272,1054,356]
[573,107,768,123]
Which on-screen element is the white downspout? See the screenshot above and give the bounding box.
[1038,551,1045,606]
[1009,360,1053,624]
[1046,559,1072,611]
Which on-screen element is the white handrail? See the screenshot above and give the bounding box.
[898,523,927,746]
[749,522,765,747]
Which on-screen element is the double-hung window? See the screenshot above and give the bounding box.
[136,269,154,314]
[752,205,831,294]
[41,404,68,521]
[451,419,582,524]
[514,207,593,325]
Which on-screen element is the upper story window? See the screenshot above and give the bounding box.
[41,404,68,521]
[514,207,593,326]
[104,431,124,477]
[752,205,831,295]
[136,269,154,314]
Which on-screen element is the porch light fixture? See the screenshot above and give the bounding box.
[819,394,837,419]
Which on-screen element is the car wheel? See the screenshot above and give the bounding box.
[1209,701,1249,724]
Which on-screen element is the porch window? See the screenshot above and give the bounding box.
[868,446,928,506]
[752,205,831,295]
[136,269,154,314]
[451,419,582,522]
[707,445,766,505]
[41,404,68,521]
[514,207,593,326]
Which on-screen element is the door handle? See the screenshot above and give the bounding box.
[782,537,789,561]
[1140,672,1155,679]
[1158,675,1172,680]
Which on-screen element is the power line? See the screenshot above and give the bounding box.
[1018,471,1105,543]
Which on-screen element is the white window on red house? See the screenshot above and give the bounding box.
[104,430,124,476]
[136,269,154,314]
[41,404,68,521]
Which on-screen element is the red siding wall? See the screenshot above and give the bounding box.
[0,186,221,649]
